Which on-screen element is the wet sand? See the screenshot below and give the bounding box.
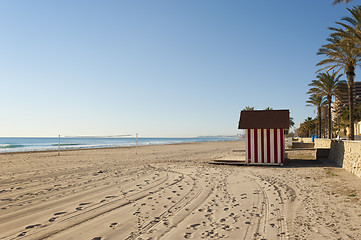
[0,141,360,239]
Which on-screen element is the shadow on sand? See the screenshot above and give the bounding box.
[210,158,339,168]
[282,158,339,168]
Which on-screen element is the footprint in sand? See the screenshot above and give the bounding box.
[105,195,117,199]
[54,211,67,216]
[184,232,192,239]
[79,202,90,206]
[17,232,27,237]
[222,225,231,231]
[190,223,201,230]
[109,222,118,228]
[25,224,41,229]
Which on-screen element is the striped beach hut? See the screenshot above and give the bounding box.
[238,110,289,165]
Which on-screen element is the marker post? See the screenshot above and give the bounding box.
[58,135,60,156]
[136,133,138,155]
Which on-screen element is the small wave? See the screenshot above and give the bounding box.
[51,143,81,146]
[0,144,24,149]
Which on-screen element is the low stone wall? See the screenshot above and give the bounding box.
[292,138,361,177]
[295,138,360,178]
[297,137,313,143]
[327,141,344,167]
[339,141,361,178]
[322,140,361,178]
[314,139,331,149]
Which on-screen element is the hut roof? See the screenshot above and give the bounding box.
[238,110,290,129]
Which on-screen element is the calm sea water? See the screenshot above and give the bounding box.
[0,137,239,153]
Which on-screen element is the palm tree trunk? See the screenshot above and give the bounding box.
[347,65,355,140]
[328,96,332,139]
[318,107,322,137]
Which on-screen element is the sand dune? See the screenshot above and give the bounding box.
[1,141,360,239]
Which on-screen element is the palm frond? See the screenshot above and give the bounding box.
[332,0,353,6]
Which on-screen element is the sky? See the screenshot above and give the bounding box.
[0,0,358,137]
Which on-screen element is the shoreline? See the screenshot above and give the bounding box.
[0,139,243,155]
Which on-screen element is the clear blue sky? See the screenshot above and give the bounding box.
[0,0,357,137]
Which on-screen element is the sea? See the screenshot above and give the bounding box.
[0,136,239,153]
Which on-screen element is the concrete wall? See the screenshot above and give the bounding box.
[293,138,361,178]
[327,141,344,167]
[314,139,361,178]
[337,141,361,178]
[314,139,331,149]
[295,138,331,148]
[297,137,313,143]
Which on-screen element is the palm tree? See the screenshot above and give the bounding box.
[289,116,295,129]
[319,6,361,139]
[334,103,361,137]
[308,72,346,138]
[243,106,255,111]
[317,33,361,140]
[306,94,326,137]
[298,117,317,137]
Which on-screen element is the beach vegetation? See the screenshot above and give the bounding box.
[297,117,317,137]
[325,168,338,176]
[243,106,255,111]
[347,191,357,197]
[334,102,361,137]
[306,94,327,137]
[307,72,346,138]
[289,116,295,129]
[317,6,361,140]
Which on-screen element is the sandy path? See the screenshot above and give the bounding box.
[1,141,361,239]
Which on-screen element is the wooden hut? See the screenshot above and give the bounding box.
[238,110,289,165]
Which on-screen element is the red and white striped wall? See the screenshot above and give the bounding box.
[245,129,285,165]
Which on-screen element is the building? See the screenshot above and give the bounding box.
[334,81,361,137]
[335,81,361,108]
[238,110,289,165]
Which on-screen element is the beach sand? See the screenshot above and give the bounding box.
[1,140,360,240]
